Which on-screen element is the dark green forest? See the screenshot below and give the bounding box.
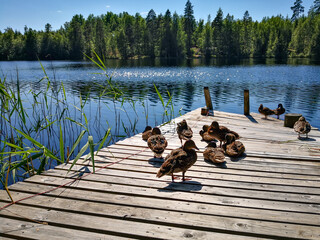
[1,0,320,61]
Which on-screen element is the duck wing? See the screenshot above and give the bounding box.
[147,135,168,155]
[203,147,225,163]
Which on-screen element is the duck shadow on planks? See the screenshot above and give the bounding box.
[158,180,203,192]
[148,157,164,167]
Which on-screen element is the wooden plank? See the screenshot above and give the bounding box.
[0,202,273,240]
[52,166,320,195]
[4,182,319,227]
[20,174,320,214]
[1,191,319,240]
[0,217,129,240]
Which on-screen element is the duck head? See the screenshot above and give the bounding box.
[259,104,263,110]
[143,126,152,132]
[225,133,236,144]
[151,127,161,135]
[210,121,220,130]
[202,125,209,131]
[178,119,188,128]
[278,104,284,109]
[183,140,199,151]
[206,141,217,148]
[298,116,306,122]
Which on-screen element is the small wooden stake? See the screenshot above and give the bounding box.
[244,89,250,115]
[284,113,302,128]
[203,87,213,110]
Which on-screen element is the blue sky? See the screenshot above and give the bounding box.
[0,0,314,32]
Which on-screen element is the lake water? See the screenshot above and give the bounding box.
[1,58,319,129]
[0,58,319,188]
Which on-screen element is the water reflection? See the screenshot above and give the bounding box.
[0,59,319,130]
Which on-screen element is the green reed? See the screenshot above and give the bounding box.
[0,53,177,202]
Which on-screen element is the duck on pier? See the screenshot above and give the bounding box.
[156,140,198,182]
[258,104,275,119]
[294,116,311,139]
[273,104,285,119]
[199,125,216,143]
[142,126,152,141]
[222,133,245,158]
[203,141,225,164]
[207,121,239,147]
[147,127,168,159]
[176,119,193,145]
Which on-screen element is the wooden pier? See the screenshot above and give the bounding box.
[1,108,320,239]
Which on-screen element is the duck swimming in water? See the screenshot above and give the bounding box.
[156,140,198,182]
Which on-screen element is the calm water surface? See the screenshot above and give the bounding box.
[1,58,319,129]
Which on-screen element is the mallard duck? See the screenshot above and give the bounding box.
[199,125,216,142]
[142,126,152,141]
[258,104,275,119]
[147,127,168,158]
[156,140,198,182]
[273,104,285,119]
[222,133,245,158]
[294,116,311,139]
[176,119,193,145]
[203,141,225,163]
[207,121,239,147]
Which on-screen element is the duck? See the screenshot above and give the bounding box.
[142,126,152,141]
[273,104,285,119]
[294,116,311,139]
[203,141,225,164]
[199,125,216,142]
[207,121,239,147]
[222,133,245,158]
[258,104,275,119]
[156,140,198,182]
[176,119,193,145]
[147,127,168,158]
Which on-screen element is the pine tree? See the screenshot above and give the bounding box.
[146,9,157,57]
[184,0,195,58]
[291,0,305,21]
[212,8,223,57]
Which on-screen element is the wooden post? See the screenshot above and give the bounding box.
[284,113,302,128]
[244,89,250,115]
[203,87,213,110]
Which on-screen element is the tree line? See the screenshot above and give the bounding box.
[1,0,320,61]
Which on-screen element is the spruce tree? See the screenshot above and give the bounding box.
[184,0,195,58]
[291,0,305,21]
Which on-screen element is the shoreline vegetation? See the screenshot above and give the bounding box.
[1,1,320,61]
[0,53,176,194]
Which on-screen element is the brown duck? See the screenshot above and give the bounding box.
[222,133,245,158]
[203,141,225,164]
[176,119,193,145]
[147,127,168,158]
[208,121,239,147]
[273,104,285,119]
[142,126,152,141]
[199,125,216,142]
[294,116,311,139]
[156,140,198,182]
[258,104,275,119]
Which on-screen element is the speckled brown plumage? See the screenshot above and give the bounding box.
[156,140,198,182]
[147,127,168,158]
[199,125,216,142]
[294,116,311,139]
[207,121,239,147]
[273,104,285,119]
[222,133,245,158]
[142,126,152,141]
[203,141,225,163]
[176,119,193,145]
[258,104,275,119]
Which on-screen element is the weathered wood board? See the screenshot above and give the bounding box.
[1,108,320,240]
